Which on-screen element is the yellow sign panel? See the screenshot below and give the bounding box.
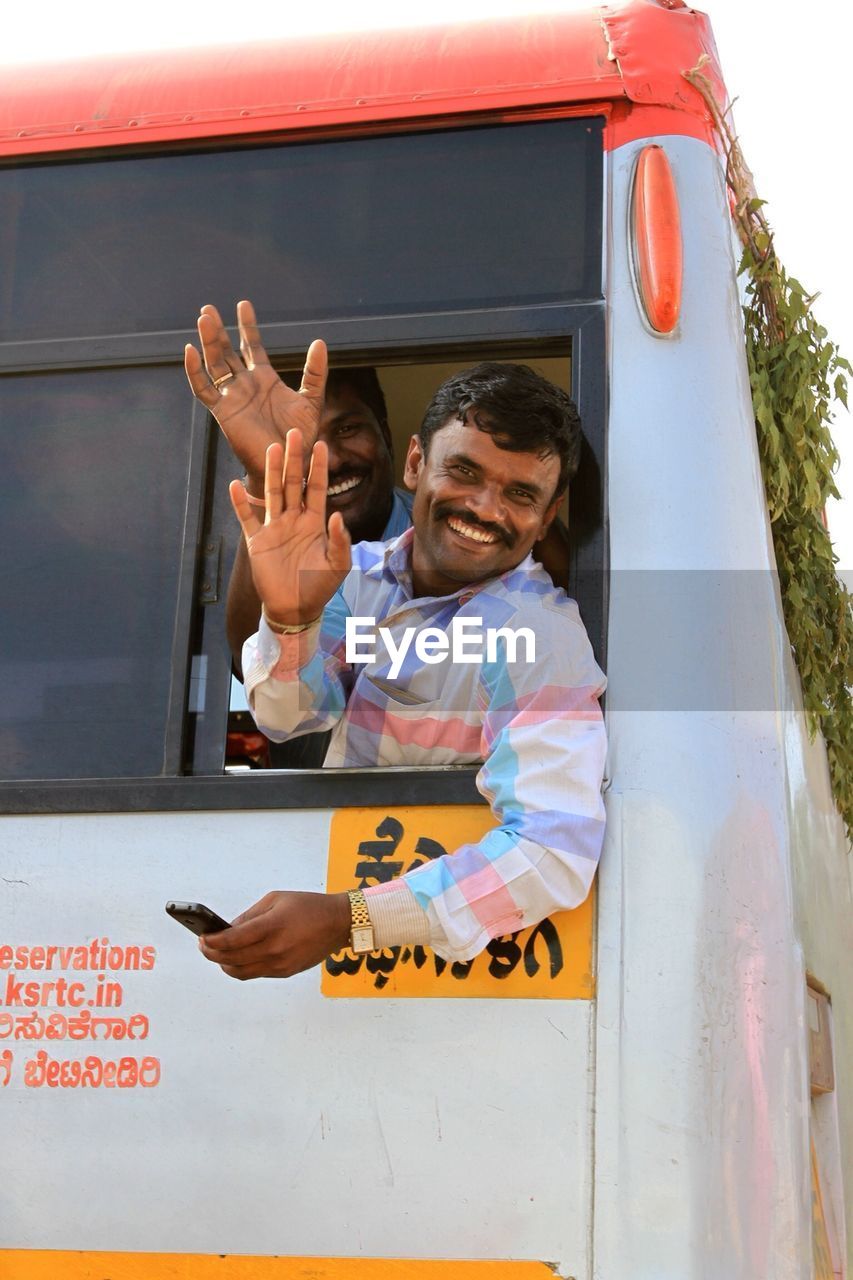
[322,806,594,999]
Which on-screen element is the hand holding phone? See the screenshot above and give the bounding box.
[165,901,231,937]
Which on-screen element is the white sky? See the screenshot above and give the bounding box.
[4,0,851,574]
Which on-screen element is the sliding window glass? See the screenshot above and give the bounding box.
[0,367,193,779]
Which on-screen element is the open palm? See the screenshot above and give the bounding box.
[230,432,351,625]
[185,301,326,482]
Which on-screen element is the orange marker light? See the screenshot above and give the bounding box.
[631,145,683,334]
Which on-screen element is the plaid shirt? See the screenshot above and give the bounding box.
[243,528,607,961]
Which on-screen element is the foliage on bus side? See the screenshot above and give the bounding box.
[687,60,853,844]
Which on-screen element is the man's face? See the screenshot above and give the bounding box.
[404,416,562,597]
[319,384,395,544]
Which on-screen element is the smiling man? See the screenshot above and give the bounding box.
[404,364,575,592]
[281,363,410,547]
[184,327,607,981]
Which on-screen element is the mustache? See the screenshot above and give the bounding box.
[435,503,513,546]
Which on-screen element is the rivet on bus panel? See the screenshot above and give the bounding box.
[630,144,683,334]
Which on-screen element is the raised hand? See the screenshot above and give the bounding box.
[185,300,327,485]
[229,429,351,625]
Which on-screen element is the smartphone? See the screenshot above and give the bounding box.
[165,901,231,937]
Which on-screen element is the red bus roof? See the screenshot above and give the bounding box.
[0,0,726,159]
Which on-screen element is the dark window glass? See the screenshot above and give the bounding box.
[0,119,602,343]
[0,366,193,779]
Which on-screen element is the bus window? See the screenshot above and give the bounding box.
[0,119,600,351]
[0,365,197,781]
[206,345,604,774]
[0,114,604,802]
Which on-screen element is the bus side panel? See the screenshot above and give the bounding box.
[786,690,853,1274]
[596,132,823,1280]
[0,808,594,1272]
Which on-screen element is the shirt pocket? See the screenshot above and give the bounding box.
[360,672,482,760]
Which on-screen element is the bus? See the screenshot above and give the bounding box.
[0,1,849,1276]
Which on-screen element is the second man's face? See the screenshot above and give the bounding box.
[319,384,396,545]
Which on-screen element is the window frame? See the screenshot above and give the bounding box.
[0,120,607,815]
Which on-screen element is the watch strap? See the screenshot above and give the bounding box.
[347,888,376,954]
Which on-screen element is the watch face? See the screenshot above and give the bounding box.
[351,927,375,954]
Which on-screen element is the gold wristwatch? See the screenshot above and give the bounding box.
[347,888,376,954]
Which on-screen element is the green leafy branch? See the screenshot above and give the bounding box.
[686,57,852,842]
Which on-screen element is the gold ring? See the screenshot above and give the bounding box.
[213,372,235,389]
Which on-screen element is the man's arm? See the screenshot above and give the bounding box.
[362,609,607,960]
[226,539,262,681]
[228,429,354,746]
[184,303,328,671]
[200,605,606,979]
[241,584,352,743]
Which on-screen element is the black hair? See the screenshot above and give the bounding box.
[282,365,391,450]
[419,363,582,495]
